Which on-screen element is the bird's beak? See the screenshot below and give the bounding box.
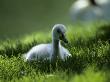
[60,33,68,43]
[63,36,68,43]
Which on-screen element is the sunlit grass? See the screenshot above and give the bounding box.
[0,22,110,82]
[7,67,107,82]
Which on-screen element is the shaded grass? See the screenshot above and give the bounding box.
[10,68,106,82]
[0,22,110,81]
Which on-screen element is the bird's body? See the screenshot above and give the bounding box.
[26,43,71,61]
[70,0,110,22]
[24,24,71,62]
[26,44,52,61]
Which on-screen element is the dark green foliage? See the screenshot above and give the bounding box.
[0,22,110,81]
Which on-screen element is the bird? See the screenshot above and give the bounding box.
[70,0,110,22]
[24,24,71,62]
[89,0,98,6]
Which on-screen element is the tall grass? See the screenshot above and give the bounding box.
[0,22,110,82]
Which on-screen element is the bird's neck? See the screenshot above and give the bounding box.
[51,38,60,62]
[90,0,98,6]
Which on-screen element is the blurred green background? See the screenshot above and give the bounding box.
[0,0,74,39]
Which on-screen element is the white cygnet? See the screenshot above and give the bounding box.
[24,24,71,62]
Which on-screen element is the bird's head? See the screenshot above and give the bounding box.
[52,24,68,43]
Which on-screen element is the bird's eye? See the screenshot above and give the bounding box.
[57,29,61,33]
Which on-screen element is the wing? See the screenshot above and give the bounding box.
[59,46,71,60]
[26,44,52,61]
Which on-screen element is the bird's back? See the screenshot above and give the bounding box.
[26,44,52,61]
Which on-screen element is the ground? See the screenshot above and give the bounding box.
[0,21,110,82]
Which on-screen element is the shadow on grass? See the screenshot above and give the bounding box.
[96,24,110,42]
[0,24,110,57]
[0,24,110,77]
[69,24,110,49]
[26,56,87,74]
[25,52,110,74]
[0,40,38,57]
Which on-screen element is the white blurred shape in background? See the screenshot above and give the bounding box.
[70,0,110,22]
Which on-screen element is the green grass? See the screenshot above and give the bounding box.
[0,22,110,82]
